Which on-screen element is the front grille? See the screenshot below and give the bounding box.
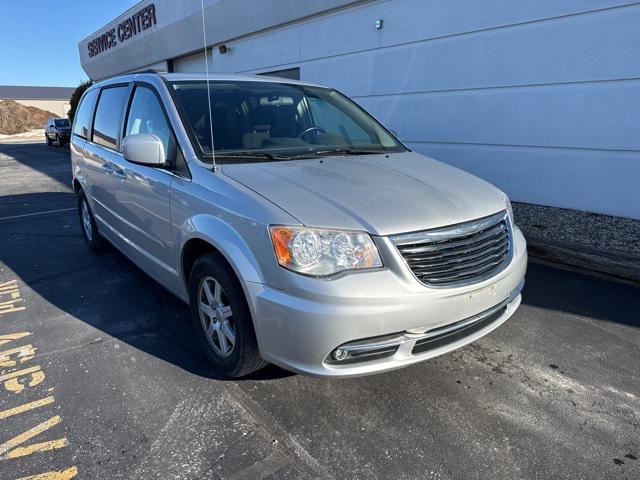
[391,212,512,287]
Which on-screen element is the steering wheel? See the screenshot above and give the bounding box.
[297,126,327,140]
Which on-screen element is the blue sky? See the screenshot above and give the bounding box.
[0,0,139,87]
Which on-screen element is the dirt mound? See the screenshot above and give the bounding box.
[0,99,59,135]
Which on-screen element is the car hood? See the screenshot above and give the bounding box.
[222,151,507,236]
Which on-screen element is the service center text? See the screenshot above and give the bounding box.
[87,3,156,58]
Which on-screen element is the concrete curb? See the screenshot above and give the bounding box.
[526,238,640,284]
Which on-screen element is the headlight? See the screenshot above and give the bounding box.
[502,193,514,223]
[270,226,383,276]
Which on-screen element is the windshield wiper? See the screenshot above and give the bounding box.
[213,151,291,162]
[210,148,390,163]
[311,148,388,157]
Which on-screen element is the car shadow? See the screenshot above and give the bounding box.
[521,262,640,330]
[0,190,293,382]
[0,142,292,381]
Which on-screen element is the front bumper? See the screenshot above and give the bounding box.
[247,227,527,377]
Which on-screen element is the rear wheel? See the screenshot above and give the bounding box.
[188,253,266,377]
[77,189,106,251]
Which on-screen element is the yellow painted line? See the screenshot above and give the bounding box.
[0,365,41,382]
[0,298,22,305]
[0,280,24,315]
[4,370,45,393]
[0,283,75,476]
[0,415,66,460]
[0,344,37,368]
[0,280,18,291]
[6,438,68,460]
[0,332,32,347]
[0,299,22,305]
[0,396,54,420]
[0,304,26,316]
[16,466,78,480]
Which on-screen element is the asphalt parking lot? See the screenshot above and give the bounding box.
[0,141,639,480]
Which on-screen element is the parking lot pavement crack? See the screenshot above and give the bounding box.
[191,431,259,480]
[34,327,178,359]
[31,336,120,360]
[22,319,187,364]
[222,383,335,480]
[222,449,289,480]
[0,210,78,225]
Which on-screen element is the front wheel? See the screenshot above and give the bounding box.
[46,135,52,146]
[188,253,266,377]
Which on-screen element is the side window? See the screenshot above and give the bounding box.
[124,85,175,160]
[72,89,98,139]
[307,97,374,145]
[92,86,129,150]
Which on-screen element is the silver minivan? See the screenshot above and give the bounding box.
[71,72,527,378]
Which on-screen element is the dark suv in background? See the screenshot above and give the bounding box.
[45,118,71,146]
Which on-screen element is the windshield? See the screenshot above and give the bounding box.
[54,119,70,127]
[170,80,406,162]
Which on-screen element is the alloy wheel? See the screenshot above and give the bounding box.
[198,276,236,357]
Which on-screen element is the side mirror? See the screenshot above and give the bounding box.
[122,133,166,166]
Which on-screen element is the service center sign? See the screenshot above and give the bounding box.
[87,3,157,57]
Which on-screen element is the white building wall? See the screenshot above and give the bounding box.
[173,52,209,73]
[202,0,640,220]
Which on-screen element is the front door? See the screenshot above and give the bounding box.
[111,84,176,288]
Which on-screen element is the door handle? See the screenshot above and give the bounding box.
[112,167,127,180]
[102,163,114,175]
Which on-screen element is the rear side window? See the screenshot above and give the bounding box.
[92,86,129,150]
[72,89,98,139]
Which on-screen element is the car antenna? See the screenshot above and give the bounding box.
[200,0,217,172]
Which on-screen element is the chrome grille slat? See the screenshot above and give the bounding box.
[418,259,502,283]
[391,212,512,287]
[400,223,506,254]
[411,246,509,275]
[427,263,504,284]
[404,237,509,266]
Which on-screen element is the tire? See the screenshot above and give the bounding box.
[46,135,52,146]
[56,134,62,146]
[188,253,267,377]
[77,189,106,252]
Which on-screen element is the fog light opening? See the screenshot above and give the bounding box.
[332,348,348,361]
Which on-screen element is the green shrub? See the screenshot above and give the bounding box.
[67,80,93,123]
